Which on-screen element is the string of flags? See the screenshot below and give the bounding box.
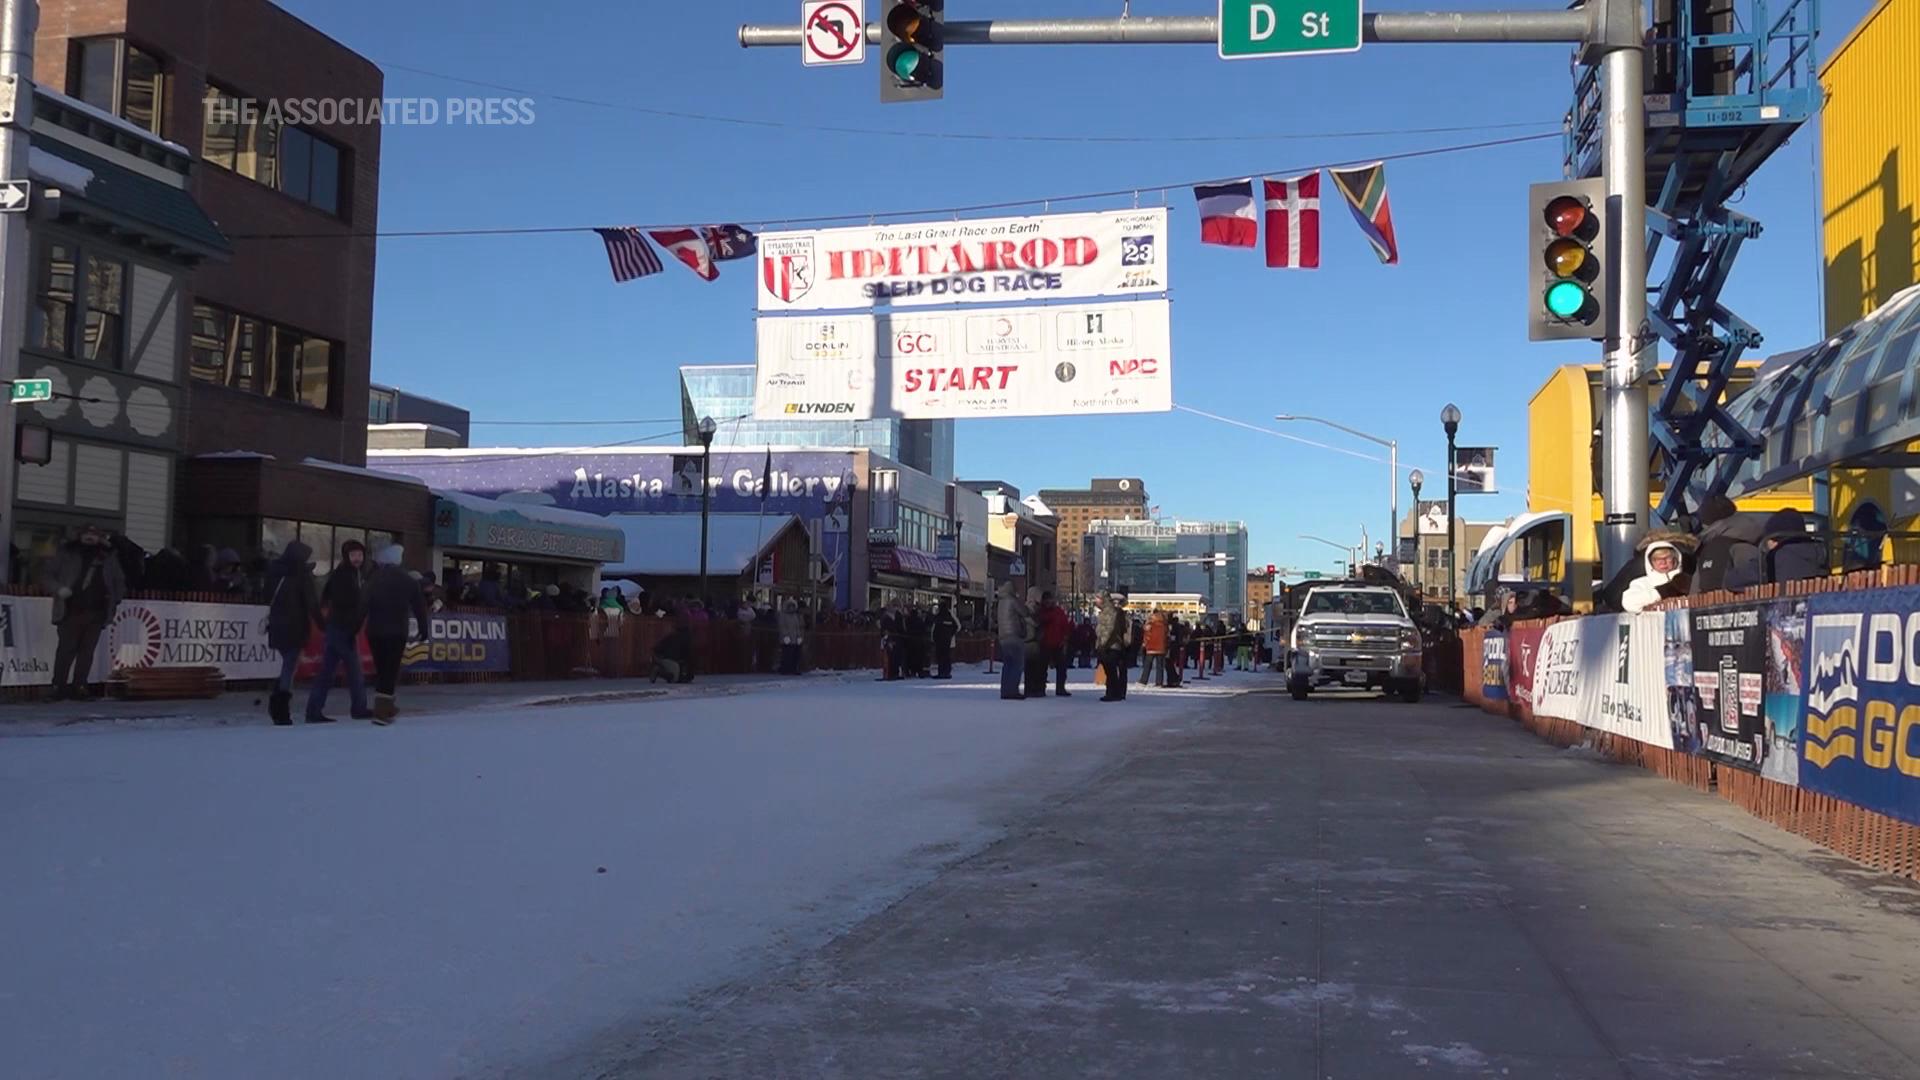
[1193,162,1399,268]
[591,162,1397,284]
[594,224,758,283]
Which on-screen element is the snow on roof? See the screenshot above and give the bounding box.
[602,513,800,578]
[28,146,94,193]
[299,456,427,487]
[433,489,626,534]
[37,86,194,158]
[1022,495,1056,517]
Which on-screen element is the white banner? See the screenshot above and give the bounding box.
[1532,613,1674,749]
[753,299,1173,420]
[0,596,279,686]
[1,595,57,686]
[99,598,280,679]
[756,208,1169,312]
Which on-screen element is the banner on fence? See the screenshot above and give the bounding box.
[1507,623,1547,711]
[1534,613,1674,748]
[404,613,511,674]
[97,599,278,679]
[1761,598,1808,787]
[1798,587,1920,826]
[1481,631,1508,703]
[1688,604,1770,772]
[0,595,55,686]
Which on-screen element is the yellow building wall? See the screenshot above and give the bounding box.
[1821,0,1920,542]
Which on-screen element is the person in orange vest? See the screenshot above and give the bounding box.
[1140,610,1170,687]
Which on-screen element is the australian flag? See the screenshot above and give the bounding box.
[703,224,758,261]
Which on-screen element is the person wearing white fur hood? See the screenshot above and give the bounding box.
[363,544,430,725]
[1613,530,1700,613]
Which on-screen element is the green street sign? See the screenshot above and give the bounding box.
[1302,570,1323,579]
[10,378,53,405]
[1218,0,1363,59]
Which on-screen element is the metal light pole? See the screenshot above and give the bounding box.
[1300,534,1355,573]
[697,415,717,604]
[1275,414,1397,574]
[0,0,38,584]
[1441,404,1462,602]
[1408,469,1425,594]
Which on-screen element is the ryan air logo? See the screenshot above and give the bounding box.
[1802,611,1920,774]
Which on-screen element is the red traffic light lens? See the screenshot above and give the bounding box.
[1544,195,1591,238]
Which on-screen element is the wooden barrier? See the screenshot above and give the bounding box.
[1458,578,1920,882]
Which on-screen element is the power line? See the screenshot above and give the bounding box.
[227,130,1558,241]
[381,59,1553,146]
[467,417,684,427]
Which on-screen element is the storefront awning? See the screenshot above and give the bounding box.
[874,545,970,583]
[433,491,626,565]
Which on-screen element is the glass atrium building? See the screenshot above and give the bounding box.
[679,365,955,482]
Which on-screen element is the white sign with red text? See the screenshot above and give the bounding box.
[755,208,1169,312]
[753,299,1172,420]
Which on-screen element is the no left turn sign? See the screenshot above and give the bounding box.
[802,1,865,66]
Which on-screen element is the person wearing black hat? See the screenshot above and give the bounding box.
[305,540,372,723]
[45,524,125,701]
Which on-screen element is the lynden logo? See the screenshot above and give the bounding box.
[785,402,855,415]
[1108,358,1159,378]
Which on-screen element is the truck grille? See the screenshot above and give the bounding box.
[1308,625,1399,648]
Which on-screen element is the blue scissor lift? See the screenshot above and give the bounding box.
[1565,0,1822,523]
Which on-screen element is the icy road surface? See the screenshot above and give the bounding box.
[0,669,1253,1079]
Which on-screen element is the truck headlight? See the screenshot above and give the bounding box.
[1400,628,1422,649]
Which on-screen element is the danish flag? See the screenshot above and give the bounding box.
[1263,173,1321,270]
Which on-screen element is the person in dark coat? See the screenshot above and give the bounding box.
[931,598,960,679]
[43,525,126,701]
[1757,507,1827,586]
[1691,495,1767,594]
[265,540,323,725]
[305,540,371,723]
[904,606,929,678]
[363,545,430,725]
[144,547,192,592]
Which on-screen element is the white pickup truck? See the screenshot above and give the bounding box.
[1286,584,1425,703]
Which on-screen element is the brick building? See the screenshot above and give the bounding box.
[32,0,427,570]
[1033,479,1149,595]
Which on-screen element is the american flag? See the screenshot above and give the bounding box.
[594,227,664,283]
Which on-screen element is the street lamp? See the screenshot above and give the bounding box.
[1441,404,1462,602]
[1275,414,1398,577]
[1300,534,1358,573]
[1408,469,1425,594]
[697,415,717,604]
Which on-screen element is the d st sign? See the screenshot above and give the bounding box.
[1218,0,1364,58]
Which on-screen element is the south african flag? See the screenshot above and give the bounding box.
[1330,163,1400,266]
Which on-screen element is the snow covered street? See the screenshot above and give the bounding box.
[0,668,1252,1079]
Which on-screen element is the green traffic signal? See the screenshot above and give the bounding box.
[889,45,923,81]
[1545,280,1589,319]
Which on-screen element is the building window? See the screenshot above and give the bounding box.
[188,301,335,410]
[69,37,167,136]
[30,241,76,355]
[83,255,127,366]
[29,239,129,369]
[201,84,347,217]
[369,388,397,423]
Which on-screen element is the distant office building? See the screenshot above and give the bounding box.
[369,385,471,446]
[1084,520,1250,617]
[679,365,954,481]
[1035,479,1149,594]
[1247,571,1276,611]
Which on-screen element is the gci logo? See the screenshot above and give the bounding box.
[894,331,940,355]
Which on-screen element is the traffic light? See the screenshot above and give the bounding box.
[1528,178,1610,341]
[880,1,943,103]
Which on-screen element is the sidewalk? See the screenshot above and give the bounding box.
[578,690,1920,1079]
[0,669,868,737]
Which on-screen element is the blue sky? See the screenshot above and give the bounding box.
[284,0,1871,575]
